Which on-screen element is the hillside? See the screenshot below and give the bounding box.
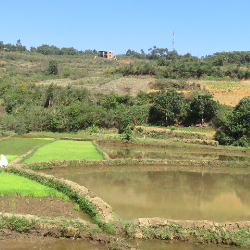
[0,48,250,146]
[1,50,250,106]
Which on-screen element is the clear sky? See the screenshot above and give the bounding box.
[1,0,250,57]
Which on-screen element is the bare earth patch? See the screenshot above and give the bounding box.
[92,77,152,96]
[37,76,154,96]
[0,197,82,219]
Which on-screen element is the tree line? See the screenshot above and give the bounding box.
[109,60,250,80]
[126,46,250,65]
[0,74,216,131]
[0,40,98,56]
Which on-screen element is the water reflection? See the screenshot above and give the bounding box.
[97,143,250,162]
[43,166,250,222]
[4,238,247,250]
[131,239,249,250]
[2,238,107,250]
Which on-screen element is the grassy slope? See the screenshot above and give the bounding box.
[1,51,250,106]
[201,80,250,106]
[0,172,68,199]
[23,140,104,163]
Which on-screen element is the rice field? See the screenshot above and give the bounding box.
[0,172,68,200]
[23,140,104,163]
[0,137,54,163]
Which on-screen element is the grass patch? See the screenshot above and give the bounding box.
[33,138,55,140]
[0,215,32,233]
[4,155,18,163]
[166,126,215,134]
[202,81,246,90]
[0,172,69,200]
[0,137,53,157]
[137,125,215,134]
[23,140,104,163]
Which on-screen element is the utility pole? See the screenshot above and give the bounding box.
[173,31,175,51]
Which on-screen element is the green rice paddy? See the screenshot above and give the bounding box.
[4,155,18,162]
[23,140,104,163]
[0,137,54,163]
[0,172,68,199]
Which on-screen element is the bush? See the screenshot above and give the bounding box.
[48,60,58,75]
[188,93,219,125]
[62,67,72,78]
[215,97,250,147]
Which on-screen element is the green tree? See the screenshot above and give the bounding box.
[44,84,54,107]
[149,89,184,126]
[48,60,58,75]
[189,93,219,125]
[215,97,250,147]
[123,125,133,141]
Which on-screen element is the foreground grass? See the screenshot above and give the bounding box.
[0,172,68,200]
[23,140,104,163]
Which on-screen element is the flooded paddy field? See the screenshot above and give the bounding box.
[4,139,250,249]
[2,237,107,250]
[97,142,250,162]
[42,165,250,222]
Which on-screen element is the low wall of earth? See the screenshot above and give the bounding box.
[127,217,250,247]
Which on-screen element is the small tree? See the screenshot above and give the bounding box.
[44,84,54,107]
[48,59,58,75]
[123,125,133,141]
[149,89,184,126]
[189,93,219,125]
[215,97,250,147]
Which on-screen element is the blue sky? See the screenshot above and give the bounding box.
[1,0,250,57]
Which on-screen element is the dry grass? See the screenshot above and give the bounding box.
[136,125,216,140]
[37,76,154,96]
[201,80,250,106]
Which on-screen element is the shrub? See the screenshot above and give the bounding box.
[48,59,58,75]
[215,97,250,147]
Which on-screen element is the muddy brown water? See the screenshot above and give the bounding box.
[2,237,107,250]
[42,165,250,222]
[3,237,249,250]
[19,143,250,249]
[131,239,250,250]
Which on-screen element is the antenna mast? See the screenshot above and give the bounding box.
[173,31,175,50]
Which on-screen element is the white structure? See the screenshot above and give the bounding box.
[0,154,8,168]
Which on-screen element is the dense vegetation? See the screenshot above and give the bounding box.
[0,41,249,146]
[123,46,250,79]
[215,97,250,147]
[0,74,220,134]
